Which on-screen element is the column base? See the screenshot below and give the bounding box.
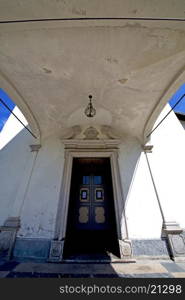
[0,217,20,260]
[162,221,185,261]
[118,239,133,259]
[48,240,64,262]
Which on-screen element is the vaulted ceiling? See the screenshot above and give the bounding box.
[0,0,185,142]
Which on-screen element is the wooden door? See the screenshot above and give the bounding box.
[64,158,119,257]
[76,173,109,231]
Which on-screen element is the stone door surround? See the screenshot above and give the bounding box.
[49,136,132,261]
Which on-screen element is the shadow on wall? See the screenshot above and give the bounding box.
[0,128,34,225]
[0,126,34,152]
[118,136,142,206]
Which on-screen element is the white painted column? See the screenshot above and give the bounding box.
[10,145,40,218]
[144,149,166,224]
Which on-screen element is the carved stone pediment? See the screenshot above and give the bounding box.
[60,125,122,147]
[61,139,121,150]
[83,127,99,140]
[101,125,121,139]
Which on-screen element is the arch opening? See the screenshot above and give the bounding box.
[0,88,35,150]
[144,69,185,143]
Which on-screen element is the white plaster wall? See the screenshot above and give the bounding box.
[0,108,34,225]
[18,137,65,239]
[123,104,185,239]
[118,137,163,239]
[123,151,163,239]
[0,108,65,239]
[0,106,28,150]
[148,105,185,229]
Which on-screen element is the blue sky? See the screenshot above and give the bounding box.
[0,88,15,131]
[169,83,185,114]
[0,84,185,132]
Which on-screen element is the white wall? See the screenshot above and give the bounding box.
[17,137,65,239]
[123,151,163,239]
[0,106,28,150]
[147,105,185,228]
[124,104,185,239]
[0,129,33,225]
[0,108,65,240]
[118,137,163,239]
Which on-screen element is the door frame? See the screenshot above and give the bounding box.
[53,140,129,259]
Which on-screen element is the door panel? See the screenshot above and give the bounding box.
[76,174,108,230]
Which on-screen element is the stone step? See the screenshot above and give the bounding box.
[13,262,168,275]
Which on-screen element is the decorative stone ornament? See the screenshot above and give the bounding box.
[29,144,41,152]
[48,240,64,262]
[83,127,99,140]
[119,239,133,259]
[143,143,153,153]
[101,125,121,139]
[162,221,185,261]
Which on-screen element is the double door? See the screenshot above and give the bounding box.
[76,173,109,231]
[64,158,119,257]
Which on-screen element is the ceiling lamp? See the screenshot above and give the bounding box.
[84,95,96,118]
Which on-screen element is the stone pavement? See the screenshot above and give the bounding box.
[0,258,185,278]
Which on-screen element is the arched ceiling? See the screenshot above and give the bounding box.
[0,0,185,143]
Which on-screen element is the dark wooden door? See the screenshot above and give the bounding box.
[64,158,119,258]
[76,173,109,231]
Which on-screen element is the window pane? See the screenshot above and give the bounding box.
[81,190,87,199]
[80,188,89,202]
[82,176,90,184]
[96,190,102,199]
[94,176,102,184]
[95,188,104,202]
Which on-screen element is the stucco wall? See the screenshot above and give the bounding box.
[0,129,35,225]
[17,137,65,239]
[123,104,185,240]
[0,108,65,239]
[118,137,163,239]
[147,105,185,229]
[123,150,163,239]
